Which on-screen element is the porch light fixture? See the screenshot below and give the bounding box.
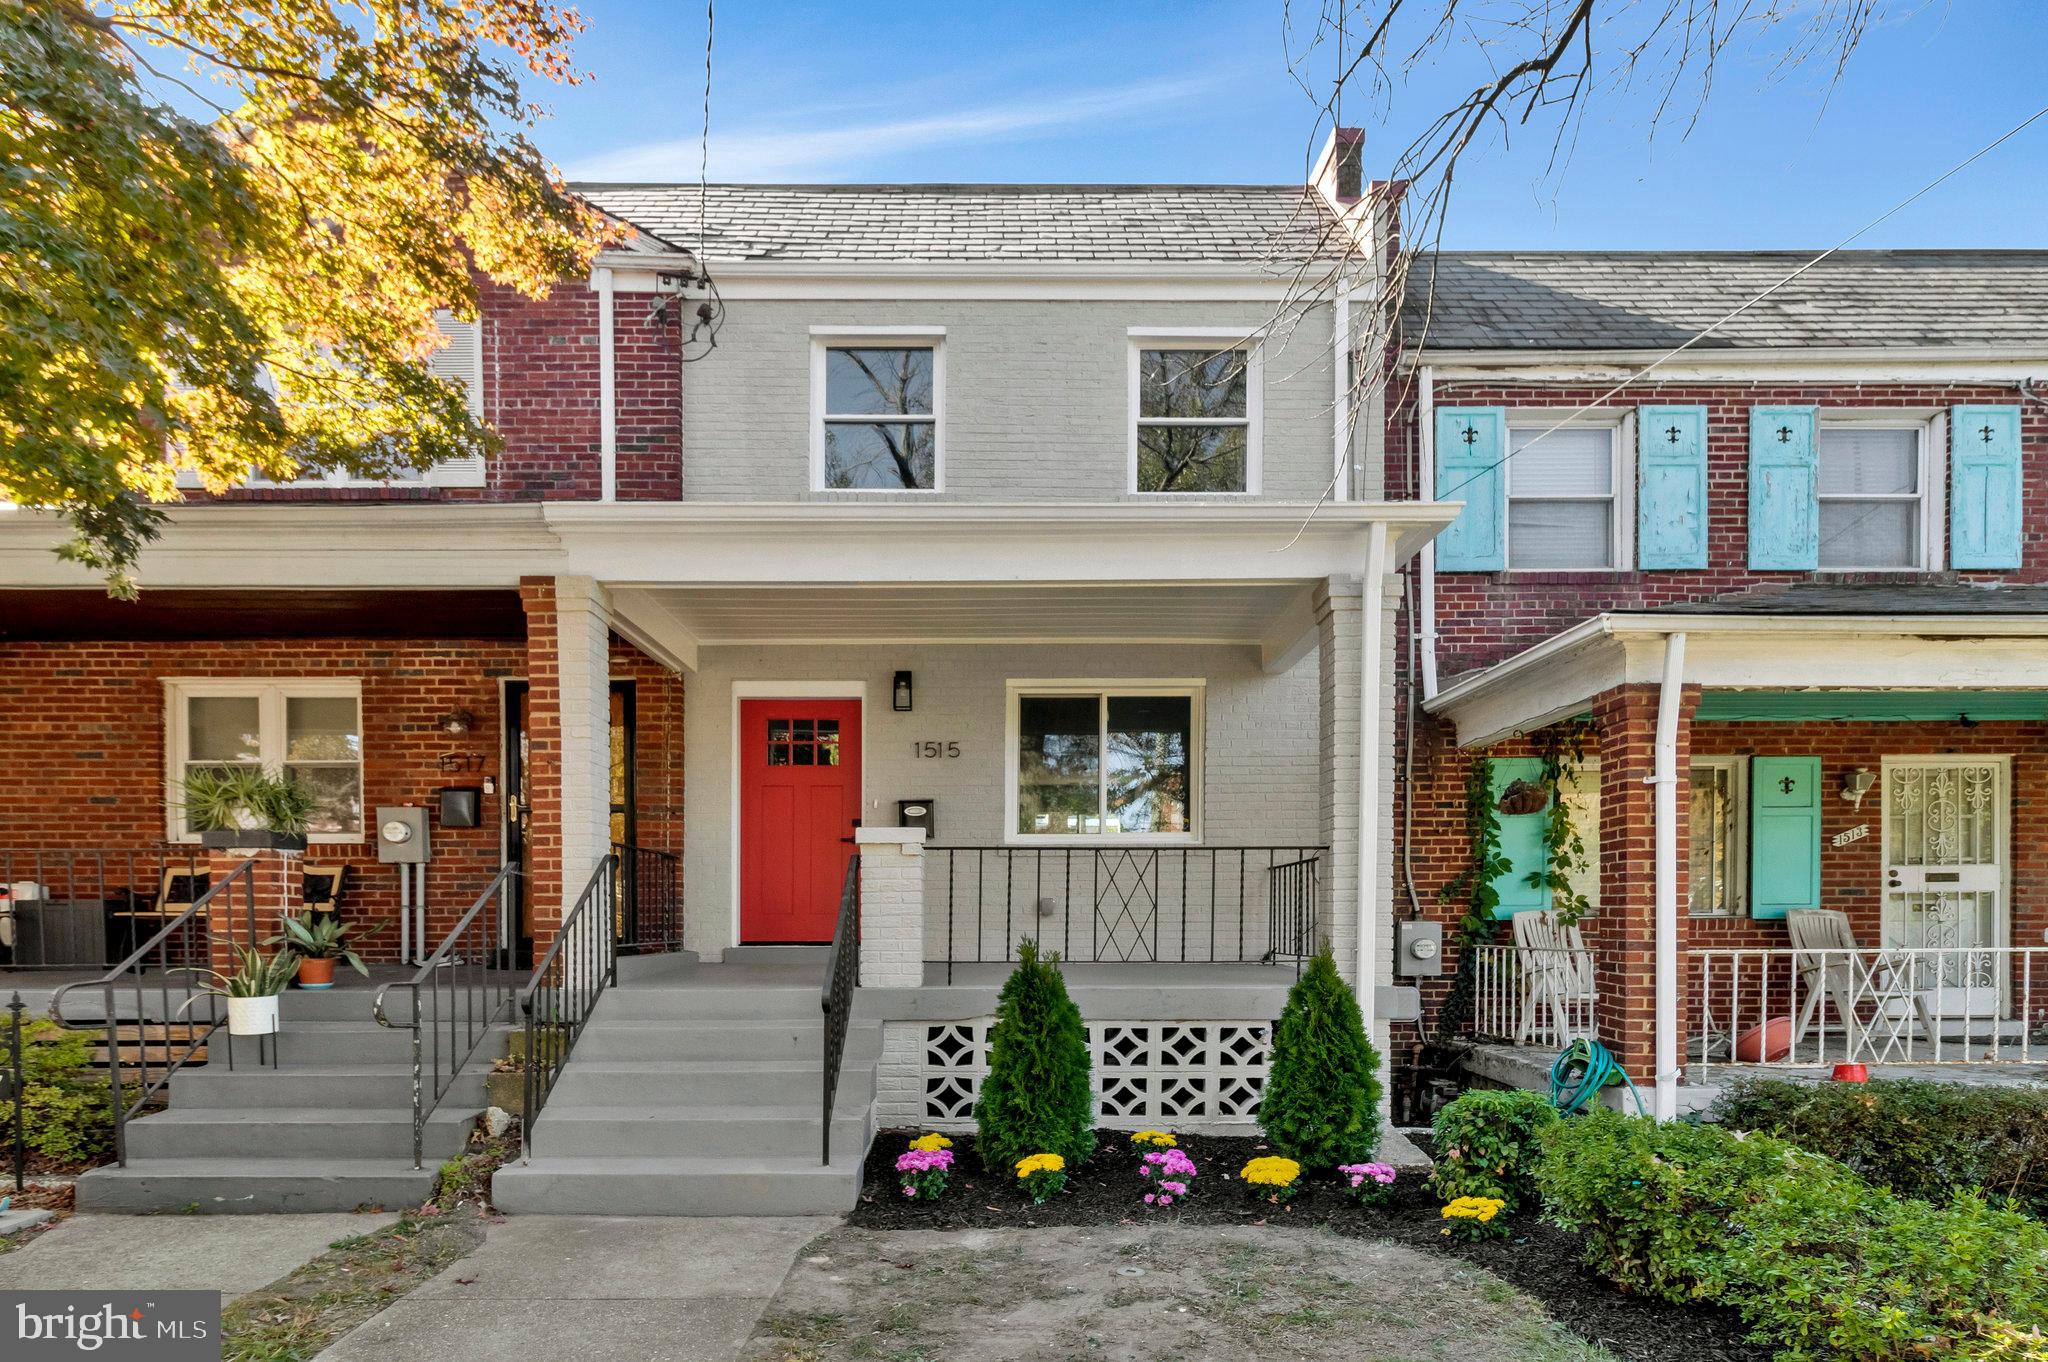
[436,709,476,737]
[893,671,914,713]
[1840,767,1875,808]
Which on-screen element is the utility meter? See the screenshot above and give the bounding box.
[376,806,430,864]
[1395,920,1443,977]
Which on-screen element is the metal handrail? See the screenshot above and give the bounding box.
[372,863,519,1169]
[2,847,208,971]
[819,855,860,1166]
[48,857,260,1166]
[518,855,618,1158]
[5,993,25,1193]
[612,841,682,954]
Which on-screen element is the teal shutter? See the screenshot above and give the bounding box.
[1748,406,1818,570]
[1435,407,1507,571]
[1750,757,1821,919]
[1638,405,1709,568]
[1951,404,2023,569]
[1488,757,1551,916]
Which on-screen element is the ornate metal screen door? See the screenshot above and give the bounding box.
[1881,758,2006,1015]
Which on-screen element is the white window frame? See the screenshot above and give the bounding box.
[1004,679,1205,845]
[1814,410,1944,572]
[1128,328,1262,496]
[808,326,945,493]
[162,678,366,843]
[1688,754,1749,918]
[1502,409,1633,572]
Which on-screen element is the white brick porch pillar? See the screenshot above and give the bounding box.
[1316,577,1363,987]
[555,575,614,904]
[855,827,926,988]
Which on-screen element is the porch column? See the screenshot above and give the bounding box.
[1588,681,1698,1085]
[1316,562,1397,1060]
[520,575,614,958]
[855,828,926,988]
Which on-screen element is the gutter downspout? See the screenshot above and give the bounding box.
[1653,631,1688,1122]
[1358,520,1390,1039]
[597,267,618,503]
[1417,365,1440,699]
[1333,282,1354,501]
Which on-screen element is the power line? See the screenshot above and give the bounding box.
[1433,99,2048,506]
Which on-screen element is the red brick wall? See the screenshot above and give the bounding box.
[0,637,523,961]
[1385,380,2045,678]
[195,280,683,505]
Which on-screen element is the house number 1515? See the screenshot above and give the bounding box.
[912,741,960,759]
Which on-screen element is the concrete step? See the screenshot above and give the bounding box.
[204,1022,449,1064]
[170,1065,488,1110]
[718,946,830,968]
[529,1104,870,1159]
[122,1106,476,1162]
[491,1154,863,1216]
[75,1158,440,1214]
[572,1018,825,1061]
[545,1058,828,1106]
[594,987,823,1022]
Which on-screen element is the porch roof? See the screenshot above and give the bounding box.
[1428,606,2048,748]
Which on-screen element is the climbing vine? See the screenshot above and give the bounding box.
[1441,756,1509,949]
[1529,718,1597,927]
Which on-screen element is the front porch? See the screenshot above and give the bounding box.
[1426,589,2048,1104]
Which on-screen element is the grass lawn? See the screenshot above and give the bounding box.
[744,1223,1616,1362]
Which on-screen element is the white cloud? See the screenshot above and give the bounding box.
[570,75,1218,181]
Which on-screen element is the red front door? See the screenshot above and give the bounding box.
[739,698,862,943]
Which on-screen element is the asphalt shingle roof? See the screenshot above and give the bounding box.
[1406,250,2048,351]
[576,183,1339,265]
[1651,583,2048,616]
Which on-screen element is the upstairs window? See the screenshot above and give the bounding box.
[1132,338,1258,493]
[1816,424,1926,569]
[812,338,940,491]
[1505,424,1623,569]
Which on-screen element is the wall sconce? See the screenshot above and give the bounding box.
[436,709,476,737]
[892,671,914,713]
[1840,767,1875,808]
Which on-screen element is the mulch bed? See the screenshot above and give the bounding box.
[849,1129,1769,1362]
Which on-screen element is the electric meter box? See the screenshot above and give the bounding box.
[375,805,431,864]
[1395,919,1444,977]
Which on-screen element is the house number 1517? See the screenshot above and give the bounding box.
[912,741,960,759]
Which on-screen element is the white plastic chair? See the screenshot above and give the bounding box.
[1787,908,1935,1060]
[1512,910,1594,1045]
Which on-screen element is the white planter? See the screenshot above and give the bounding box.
[227,995,281,1036]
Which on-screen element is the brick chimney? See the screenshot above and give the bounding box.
[1310,127,1365,211]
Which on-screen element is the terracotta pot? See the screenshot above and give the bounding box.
[1831,1063,1869,1083]
[1734,1016,1794,1064]
[297,957,336,990]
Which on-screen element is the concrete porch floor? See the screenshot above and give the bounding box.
[5,960,527,1021]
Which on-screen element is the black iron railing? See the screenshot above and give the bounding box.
[929,845,1325,983]
[4,993,24,1193]
[48,857,260,1166]
[819,855,859,1166]
[518,855,617,1157]
[613,842,682,955]
[371,864,519,1169]
[1,848,209,971]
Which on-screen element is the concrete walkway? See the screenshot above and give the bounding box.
[317,1216,835,1362]
[0,1212,396,1296]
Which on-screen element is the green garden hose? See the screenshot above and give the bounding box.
[1548,1038,1646,1117]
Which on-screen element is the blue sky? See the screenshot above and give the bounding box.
[541,1,2048,250]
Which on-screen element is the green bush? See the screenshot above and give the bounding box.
[1536,1109,1819,1303]
[1427,1088,1557,1214]
[973,940,1094,1174]
[1723,1175,2048,1361]
[12,1020,117,1165]
[1714,1077,2048,1214]
[1256,950,1382,1168]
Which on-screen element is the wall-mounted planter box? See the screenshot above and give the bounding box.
[198,829,309,853]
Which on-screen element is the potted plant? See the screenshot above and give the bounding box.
[184,948,299,1035]
[267,912,380,990]
[181,768,316,852]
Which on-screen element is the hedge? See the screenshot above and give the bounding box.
[1428,1089,1557,1214]
[1712,1078,2048,1214]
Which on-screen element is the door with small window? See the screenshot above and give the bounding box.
[1880,757,2006,1014]
[739,699,862,943]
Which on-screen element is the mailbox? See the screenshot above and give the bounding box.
[438,786,482,829]
[897,799,937,840]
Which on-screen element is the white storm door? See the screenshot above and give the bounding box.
[1880,757,2007,1016]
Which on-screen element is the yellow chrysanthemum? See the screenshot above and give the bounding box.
[908,1133,953,1152]
[1015,1152,1066,1178]
[1441,1196,1505,1223]
[1239,1156,1302,1188]
[1130,1130,1178,1149]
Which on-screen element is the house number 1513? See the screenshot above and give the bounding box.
[912,741,960,759]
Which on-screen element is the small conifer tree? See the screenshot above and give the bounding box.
[974,939,1095,1173]
[1258,948,1383,1167]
